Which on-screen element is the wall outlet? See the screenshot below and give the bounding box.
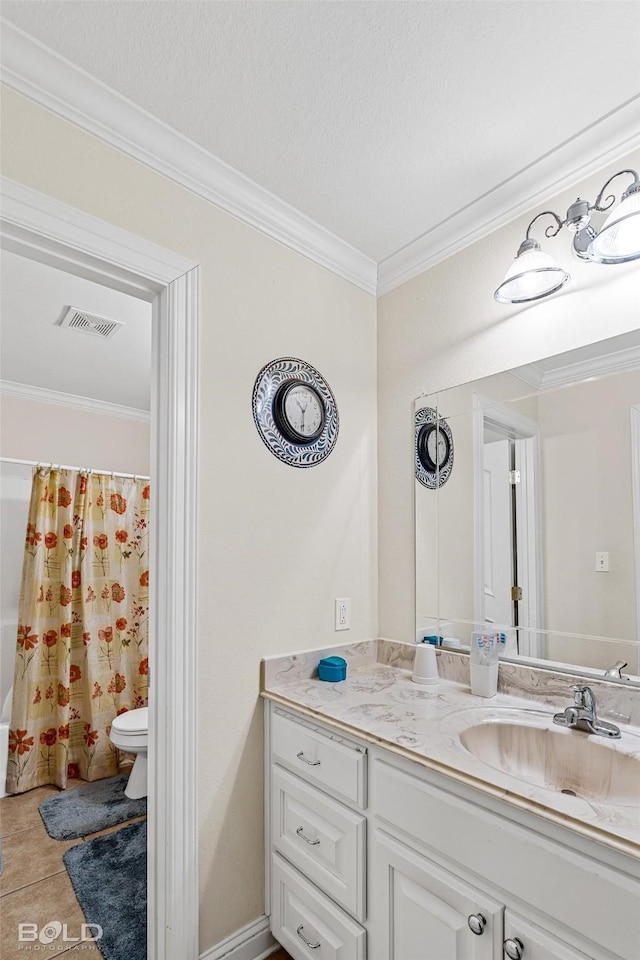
[595,551,610,572]
[334,597,351,631]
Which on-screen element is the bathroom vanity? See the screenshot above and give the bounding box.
[262,641,640,960]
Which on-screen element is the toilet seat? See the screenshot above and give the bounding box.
[111,706,148,735]
[110,707,148,751]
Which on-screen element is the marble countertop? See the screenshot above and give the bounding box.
[261,640,640,858]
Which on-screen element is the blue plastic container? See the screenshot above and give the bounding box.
[317,656,347,682]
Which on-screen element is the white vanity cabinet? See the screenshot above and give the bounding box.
[265,702,640,960]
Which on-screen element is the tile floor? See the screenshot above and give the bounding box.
[1,784,291,960]
[0,779,145,959]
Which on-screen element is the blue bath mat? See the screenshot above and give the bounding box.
[39,774,146,840]
[63,819,146,960]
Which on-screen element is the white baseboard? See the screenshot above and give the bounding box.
[200,915,278,960]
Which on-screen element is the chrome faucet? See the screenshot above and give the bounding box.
[553,685,621,739]
[603,660,627,679]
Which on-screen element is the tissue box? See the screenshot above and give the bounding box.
[317,656,347,682]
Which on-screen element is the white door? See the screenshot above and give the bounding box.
[370,829,503,960]
[482,439,513,628]
[504,912,591,960]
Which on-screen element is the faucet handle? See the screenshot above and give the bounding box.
[603,660,627,679]
[570,685,594,709]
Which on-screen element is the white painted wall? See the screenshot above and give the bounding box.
[378,148,640,646]
[0,394,151,475]
[0,85,378,951]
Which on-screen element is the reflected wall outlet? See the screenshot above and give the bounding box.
[595,551,609,572]
[335,597,351,631]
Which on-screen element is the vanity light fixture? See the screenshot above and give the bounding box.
[494,169,640,304]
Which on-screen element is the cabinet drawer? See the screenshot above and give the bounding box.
[271,853,366,960]
[272,709,366,808]
[272,765,366,921]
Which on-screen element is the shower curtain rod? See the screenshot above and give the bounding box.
[0,457,150,482]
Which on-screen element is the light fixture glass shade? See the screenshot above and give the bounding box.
[589,187,640,263]
[494,244,570,304]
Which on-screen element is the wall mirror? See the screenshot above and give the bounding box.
[415,330,640,685]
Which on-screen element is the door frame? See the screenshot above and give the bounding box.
[1,178,200,960]
[473,394,544,658]
[631,404,640,672]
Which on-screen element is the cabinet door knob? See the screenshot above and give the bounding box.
[297,924,321,949]
[504,937,524,959]
[467,913,486,935]
[297,751,321,766]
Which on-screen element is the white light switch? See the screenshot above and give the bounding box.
[595,551,609,572]
[335,597,351,631]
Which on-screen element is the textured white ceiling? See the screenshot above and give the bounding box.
[1,250,152,410]
[2,1,640,263]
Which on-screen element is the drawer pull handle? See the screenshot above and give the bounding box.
[297,924,321,949]
[296,826,320,845]
[467,913,486,936]
[297,751,321,766]
[504,938,524,960]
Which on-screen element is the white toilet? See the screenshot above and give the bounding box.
[109,706,148,799]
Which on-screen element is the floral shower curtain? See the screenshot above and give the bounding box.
[7,468,149,794]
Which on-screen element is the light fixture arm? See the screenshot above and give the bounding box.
[524,210,565,242]
[593,169,639,213]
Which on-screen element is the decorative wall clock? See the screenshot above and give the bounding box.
[415,406,454,488]
[252,357,339,467]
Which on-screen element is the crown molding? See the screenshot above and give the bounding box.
[377,96,640,295]
[511,343,640,391]
[0,379,150,422]
[2,19,639,300]
[0,19,377,296]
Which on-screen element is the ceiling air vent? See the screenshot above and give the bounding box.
[57,306,124,340]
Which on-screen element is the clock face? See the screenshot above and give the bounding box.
[279,382,325,442]
[426,426,450,470]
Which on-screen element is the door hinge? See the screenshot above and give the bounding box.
[508,469,521,485]
[511,585,523,601]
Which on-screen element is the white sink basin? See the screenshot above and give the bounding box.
[441,707,640,806]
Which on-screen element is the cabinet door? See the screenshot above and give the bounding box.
[504,912,592,960]
[370,829,504,960]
